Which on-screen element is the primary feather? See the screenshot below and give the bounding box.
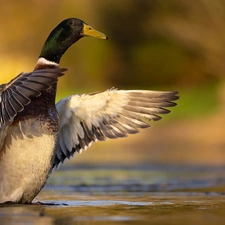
[54,89,178,168]
[0,68,66,151]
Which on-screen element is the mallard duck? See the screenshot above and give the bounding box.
[0,18,178,204]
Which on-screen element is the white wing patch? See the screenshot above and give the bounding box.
[54,88,178,168]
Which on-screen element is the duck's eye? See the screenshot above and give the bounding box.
[68,21,74,26]
[89,27,92,30]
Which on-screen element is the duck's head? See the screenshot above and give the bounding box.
[39,18,108,64]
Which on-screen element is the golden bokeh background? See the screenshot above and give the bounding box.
[1,0,225,167]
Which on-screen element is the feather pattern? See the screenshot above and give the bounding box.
[0,68,67,150]
[54,89,179,168]
[0,68,67,127]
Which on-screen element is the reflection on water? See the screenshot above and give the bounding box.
[0,204,53,225]
[1,166,225,225]
[1,193,225,225]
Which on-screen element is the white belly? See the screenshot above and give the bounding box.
[0,122,57,203]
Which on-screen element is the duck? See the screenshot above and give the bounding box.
[0,18,178,204]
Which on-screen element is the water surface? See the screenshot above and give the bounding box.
[1,165,225,225]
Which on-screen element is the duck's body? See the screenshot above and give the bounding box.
[0,18,178,204]
[0,72,59,203]
[0,119,57,203]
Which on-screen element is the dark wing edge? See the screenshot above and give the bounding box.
[0,68,67,127]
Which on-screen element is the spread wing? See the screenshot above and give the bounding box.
[54,89,179,168]
[0,68,67,150]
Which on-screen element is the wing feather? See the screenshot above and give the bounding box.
[0,68,67,151]
[0,68,67,127]
[54,89,179,169]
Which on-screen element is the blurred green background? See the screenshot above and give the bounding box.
[1,0,225,168]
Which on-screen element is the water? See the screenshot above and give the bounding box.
[1,166,225,225]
